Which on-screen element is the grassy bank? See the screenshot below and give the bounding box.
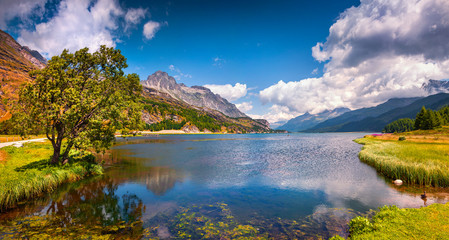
[341,203,449,239]
[355,133,449,187]
[0,142,103,211]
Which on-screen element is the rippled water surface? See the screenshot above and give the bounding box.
[2,133,448,238]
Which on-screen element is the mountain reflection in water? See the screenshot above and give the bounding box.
[2,133,449,239]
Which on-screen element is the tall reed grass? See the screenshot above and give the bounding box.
[355,136,449,187]
[0,142,102,211]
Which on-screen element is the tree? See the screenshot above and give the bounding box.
[414,106,426,130]
[14,46,142,164]
[383,118,415,133]
[438,105,449,125]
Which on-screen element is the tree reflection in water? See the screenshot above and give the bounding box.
[45,175,144,227]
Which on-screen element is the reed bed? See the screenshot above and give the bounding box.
[0,142,103,211]
[355,136,449,187]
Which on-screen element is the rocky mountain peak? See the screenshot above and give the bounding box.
[143,70,179,91]
[0,30,46,69]
[422,79,449,94]
[141,71,248,118]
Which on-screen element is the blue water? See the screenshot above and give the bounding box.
[1,133,442,238]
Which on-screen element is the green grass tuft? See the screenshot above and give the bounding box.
[347,204,449,239]
[0,142,103,211]
[355,136,449,187]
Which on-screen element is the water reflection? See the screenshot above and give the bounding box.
[2,133,449,238]
[140,167,181,196]
[40,176,145,226]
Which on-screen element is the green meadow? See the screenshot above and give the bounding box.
[0,142,102,210]
[355,134,449,187]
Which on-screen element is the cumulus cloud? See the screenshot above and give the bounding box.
[10,0,162,58]
[0,0,48,29]
[248,105,299,125]
[203,83,247,102]
[143,21,161,40]
[168,64,192,80]
[235,101,253,112]
[261,0,449,115]
[17,0,123,58]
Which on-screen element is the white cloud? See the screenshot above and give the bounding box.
[124,7,147,31]
[17,0,123,58]
[0,0,48,29]
[125,8,147,25]
[261,0,449,115]
[235,101,253,112]
[248,105,299,124]
[143,21,161,40]
[311,68,319,75]
[203,83,247,102]
[168,64,192,80]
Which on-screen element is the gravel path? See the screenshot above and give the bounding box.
[0,138,47,148]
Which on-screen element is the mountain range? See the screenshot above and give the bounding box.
[279,108,350,132]
[3,28,449,134]
[0,30,270,133]
[279,82,449,132]
[142,71,247,118]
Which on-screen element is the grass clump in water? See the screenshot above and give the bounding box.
[344,203,449,239]
[355,136,449,187]
[0,142,103,211]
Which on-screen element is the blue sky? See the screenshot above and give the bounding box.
[2,0,449,126]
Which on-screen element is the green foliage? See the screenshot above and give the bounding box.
[329,235,346,240]
[143,99,224,132]
[414,106,445,130]
[384,105,449,133]
[355,137,449,186]
[146,119,187,131]
[438,105,449,124]
[0,142,102,210]
[12,46,142,164]
[383,118,414,133]
[349,216,373,235]
[398,136,406,141]
[349,204,449,239]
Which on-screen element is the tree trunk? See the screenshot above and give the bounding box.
[61,141,74,165]
[51,143,61,165]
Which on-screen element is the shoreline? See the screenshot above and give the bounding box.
[0,142,103,211]
[338,130,449,239]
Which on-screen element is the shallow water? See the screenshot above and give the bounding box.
[2,133,448,238]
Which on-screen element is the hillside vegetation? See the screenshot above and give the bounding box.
[384,105,449,133]
[0,30,46,121]
[141,88,270,133]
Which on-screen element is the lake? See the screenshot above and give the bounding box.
[1,133,447,239]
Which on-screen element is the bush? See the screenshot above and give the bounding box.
[398,136,406,141]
